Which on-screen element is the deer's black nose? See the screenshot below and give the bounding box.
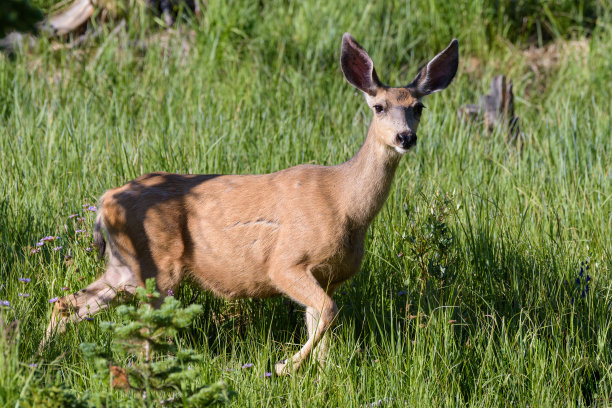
[396,132,417,149]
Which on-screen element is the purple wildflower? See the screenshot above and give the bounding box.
[30,248,40,254]
[84,317,94,321]
[18,293,30,297]
[87,206,97,212]
[36,242,44,247]
[0,300,10,307]
[19,277,31,283]
[49,297,59,303]
[263,372,272,378]
[29,363,37,368]
[167,289,174,296]
[62,287,69,291]
[41,236,58,242]
[241,363,254,369]
[398,290,407,296]
[75,229,86,234]
[69,214,79,219]
[53,246,63,251]
[85,247,93,252]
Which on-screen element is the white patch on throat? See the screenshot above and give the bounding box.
[394,146,409,155]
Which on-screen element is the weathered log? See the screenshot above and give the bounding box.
[458,75,521,144]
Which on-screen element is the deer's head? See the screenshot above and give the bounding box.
[341,34,458,154]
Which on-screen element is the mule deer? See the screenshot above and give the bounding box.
[44,34,458,375]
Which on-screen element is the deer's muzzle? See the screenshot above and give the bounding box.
[396,132,417,149]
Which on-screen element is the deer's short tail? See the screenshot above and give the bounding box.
[93,195,106,259]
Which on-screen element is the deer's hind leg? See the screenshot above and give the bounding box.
[42,256,140,348]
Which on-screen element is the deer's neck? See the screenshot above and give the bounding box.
[338,123,401,228]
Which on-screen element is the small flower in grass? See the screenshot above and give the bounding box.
[241,363,254,369]
[0,300,10,307]
[571,260,592,304]
[85,247,93,252]
[19,277,31,283]
[84,316,94,321]
[77,217,85,222]
[36,242,44,247]
[53,246,62,252]
[69,214,79,219]
[30,248,40,254]
[75,229,86,234]
[49,297,59,304]
[19,293,30,297]
[263,372,272,378]
[62,286,69,291]
[398,290,406,296]
[29,363,37,368]
[167,289,174,297]
[87,206,97,212]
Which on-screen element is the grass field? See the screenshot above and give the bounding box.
[1,0,611,406]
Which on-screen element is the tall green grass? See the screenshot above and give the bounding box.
[1,0,611,406]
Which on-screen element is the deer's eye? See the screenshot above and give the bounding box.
[413,103,425,118]
[373,105,384,114]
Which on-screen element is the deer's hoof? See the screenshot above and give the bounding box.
[274,359,291,376]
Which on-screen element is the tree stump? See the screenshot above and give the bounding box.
[458,75,521,145]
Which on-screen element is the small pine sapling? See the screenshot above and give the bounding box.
[80,279,231,407]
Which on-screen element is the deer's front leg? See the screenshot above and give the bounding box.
[271,266,338,375]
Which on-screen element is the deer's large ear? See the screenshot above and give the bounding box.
[408,39,459,98]
[341,33,381,96]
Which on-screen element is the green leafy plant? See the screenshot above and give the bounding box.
[80,279,231,407]
[400,190,459,293]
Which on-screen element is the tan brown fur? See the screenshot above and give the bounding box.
[43,34,459,375]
